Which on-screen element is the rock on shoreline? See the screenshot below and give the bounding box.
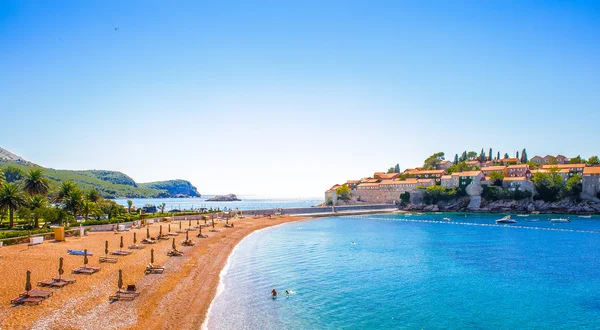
[207,194,241,202]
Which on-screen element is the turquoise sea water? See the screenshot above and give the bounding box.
[207,213,600,329]
[112,197,320,211]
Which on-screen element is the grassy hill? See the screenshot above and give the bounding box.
[0,159,200,199]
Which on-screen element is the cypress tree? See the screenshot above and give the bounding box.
[454,154,459,165]
[489,148,493,161]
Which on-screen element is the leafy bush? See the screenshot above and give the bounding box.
[482,186,532,201]
[400,191,411,205]
[424,186,457,204]
[0,228,53,240]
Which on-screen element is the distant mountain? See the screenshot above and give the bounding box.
[0,147,28,162]
[139,180,201,198]
[0,147,200,199]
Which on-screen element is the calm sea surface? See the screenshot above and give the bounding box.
[207,213,600,329]
[112,197,320,211]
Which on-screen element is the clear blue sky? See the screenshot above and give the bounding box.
[1,1,599,198]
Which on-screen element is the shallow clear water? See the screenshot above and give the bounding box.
[112,197,320,211]
[207,213,600,329]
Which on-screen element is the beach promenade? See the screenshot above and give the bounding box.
[0,215,307,330]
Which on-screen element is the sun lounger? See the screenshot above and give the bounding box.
[20,289,53,299]
[110,250,132,256]
[72,266,101,275]
[99,256,118,263]
[117,285,140,296]
[37,279,68,288]
[156,235,170,241]
[53,277,76,284]
[68,250,93,256]
[209,229,220,232]
[128,244,145,250]
[168,231,179,236]
[141,238,157,244]
[11,296,45,306]
[225,224,234,228]
[145,265,165,275]
[167,250,183,257]
[109,292,137,301]
[196,233,208,238]
[182,240,195,246]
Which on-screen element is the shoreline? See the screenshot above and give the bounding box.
[0,215,310,330]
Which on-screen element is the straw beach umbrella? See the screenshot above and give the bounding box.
[179,221,182,230]
[120,236,124,252]
[84,249,89,268]
[188,219,192,229]
[185,230,189,242]
[146,227,150,239]
[105,240,109,257]
[212,219,215,229]
[159,225,163,237]
[117,269,123,291]
[150,248,154,265]
[133,232,137,245]
[58,257,64,280]
[25,270,32,294]
[172,238,176,250]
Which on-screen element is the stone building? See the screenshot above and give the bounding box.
[582,167,600,199]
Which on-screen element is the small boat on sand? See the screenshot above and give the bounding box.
[550,218,570,223]
[496,215,517,224]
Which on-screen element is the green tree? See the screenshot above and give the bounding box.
[400,191,411,205]
[489,148,493,161]
[489,172,505,186]
[565,175,582,198]
[532,171,563,202]
[81,200,99,220]
[460,151,467,162]
[336,184,351,201]
[127,199,133,213]
[3,166,24,183]
[569,156,586,164]
[478,148,487,162]
[454,154,459,165]
[64,188,83,217]
[521,149,528,163]
[27,194,47,228]
[547,156,558,165]
[387,167,395,174]
[22,169,50,196]
[0,182,27,228]
[53,181,77,204]
[423,186,457,204]
[159,202,166,214]
[0,171,5,185]
[394,164,400,173]
[467,151,477,160]
[497,151,500,161]
[85,189,101,202]
[423,152,445,170]
[504,153,509,159]
[588,156,599,166]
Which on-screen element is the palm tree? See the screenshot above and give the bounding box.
[159,202,166,214]
[127,200,133,213]
[85,189,101,202]
[22,169,50,196]
[0,182,27,228]
[53,181,76,204]
[28,194,47,228]
[0,171,5,185]
[64,188,83,217]
[81,200,98,221]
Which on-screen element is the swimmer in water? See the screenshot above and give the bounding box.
[285,290,290,296]
[272,289,278,297]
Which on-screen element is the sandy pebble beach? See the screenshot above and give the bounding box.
[0,215,307,330]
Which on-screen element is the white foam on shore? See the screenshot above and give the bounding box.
[201,225,279,330]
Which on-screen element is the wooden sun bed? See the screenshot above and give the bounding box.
[11,296,45,306]
[72,266,101,275]
[110,250,132,256]
[53,277,76,284]
[145,265,165,275]
[37,279,69,288]
[141,238,157,244]
[196,233,208,238]
[181,240,195,246]
[109,292,137,301]
[99,256,118,263]
[167,250,183,257]
[117,285,140,296]
[20,290,53,299]
[128,244,145,250]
